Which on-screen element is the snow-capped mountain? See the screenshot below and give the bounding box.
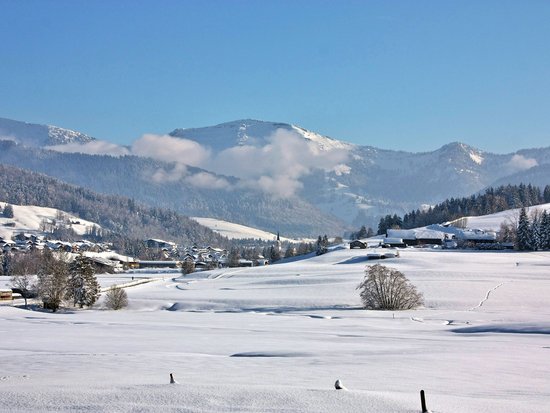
[0,117,95,147]
[169,120,548,224]
[1,116,550,235]
[169,119,353,152]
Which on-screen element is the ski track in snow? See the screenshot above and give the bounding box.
[469,282,506,311]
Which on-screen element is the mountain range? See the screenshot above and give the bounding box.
[1,116,549,236]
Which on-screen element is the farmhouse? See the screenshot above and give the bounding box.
[382,237,406,248]
[145,239,178,253]
[457,228,497,243]
[386,229,445,246]
[0,289,13,301]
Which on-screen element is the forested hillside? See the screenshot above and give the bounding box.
[0,163,232,249]
[0,141,345,236]
[376,183,550,233]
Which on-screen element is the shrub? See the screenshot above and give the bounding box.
[357,264,424,310]
[181,260,195,275]
[105,286,128,310]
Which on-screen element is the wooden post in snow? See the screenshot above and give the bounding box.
[420,389,428,412]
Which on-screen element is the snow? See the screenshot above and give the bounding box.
[191,216,308,242]
[469,151,484,165]
[453,203,550,232]
[0,201,100,240]
[2,247,550,412]
[0,116,94,147]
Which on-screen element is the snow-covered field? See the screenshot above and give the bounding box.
[1,247,550,412]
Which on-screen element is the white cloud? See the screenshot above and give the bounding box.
[507,154,538,172]
[131,134,210,167]
[204,129,349,197]
[150,163,188,183]
[185,172,231,190]
[48,140,130,156]
[47,129,350,197]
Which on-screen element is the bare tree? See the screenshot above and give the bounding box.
[37,250,69,312]
[357,264,424,310]
[105,287,128,310]
[10,273,37,308]
[9,249,42,276]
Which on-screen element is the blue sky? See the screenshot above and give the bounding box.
[1,0,550,153]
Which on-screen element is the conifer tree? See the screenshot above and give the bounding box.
[66,254,101,308]
[539,210,550,250]
[516,207,531,251]
[3,203,14,218]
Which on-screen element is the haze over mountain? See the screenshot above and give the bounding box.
[1,116,549,235]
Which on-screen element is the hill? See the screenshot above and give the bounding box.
[0,163,231,248]
[0,139,345,237]
[0,202,99,241]
[3,116,550,235]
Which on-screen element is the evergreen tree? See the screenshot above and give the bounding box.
[531,213,542,250]
[228,247,241,267]
[3,203,14,218]
[316,235,329,255]
[516,207,531,251]
[297,242,312,256]
[66,254,101,308]
[354,225,368,240]
[284,246,296,258]
[539,210,550,250]
[269,245,282,262]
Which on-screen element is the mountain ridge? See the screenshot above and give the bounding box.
[1,115,550,234]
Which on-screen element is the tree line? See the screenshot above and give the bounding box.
[0,164,234,252]
[514,207,550,251]
[376,184,550,234]
[6,249,128,311]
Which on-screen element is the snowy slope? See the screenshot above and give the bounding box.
[0,117,95,147]
[0,201,100,240]
[2,247,550,412]
[3,115,550,234]
[170,119,353,152]
[191,216,309,242]
[169,119,550,227]
[452,203,550,232]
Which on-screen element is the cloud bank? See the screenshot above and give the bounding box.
[48,141,131,157]
[507,154,538,172]
[47,129,350,197]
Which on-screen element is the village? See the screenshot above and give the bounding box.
[1,220,505,277]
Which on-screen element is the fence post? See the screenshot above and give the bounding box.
[420,389,428,412]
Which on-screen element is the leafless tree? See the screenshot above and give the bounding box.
[105,287,128,310]
[10,273,36,308]
[357,264,424,310]
[37,250,70,312]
